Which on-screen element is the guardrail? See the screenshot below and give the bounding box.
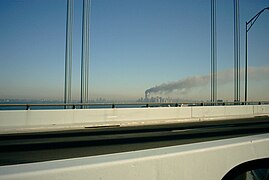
[0,101,268,110]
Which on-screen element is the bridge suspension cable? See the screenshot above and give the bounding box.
[234,0,240,102]
[64,0,74,105]
[211,0,217,103]
[81,0,91,105]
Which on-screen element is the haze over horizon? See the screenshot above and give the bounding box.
[0,0,268,102]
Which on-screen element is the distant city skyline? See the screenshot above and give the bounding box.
[0,0,268,102]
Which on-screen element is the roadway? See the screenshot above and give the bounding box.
[0,116,269,166]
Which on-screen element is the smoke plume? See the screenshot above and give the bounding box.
[145,75,209,95]
[145,67,269,96]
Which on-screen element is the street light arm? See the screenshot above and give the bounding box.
[247,7,269,32]
[245,6,269,103]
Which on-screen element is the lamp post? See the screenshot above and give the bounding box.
[245,7,269,103]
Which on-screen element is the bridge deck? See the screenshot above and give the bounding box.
[0,116,268,166]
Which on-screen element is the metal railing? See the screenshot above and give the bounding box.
[0,101,268,110]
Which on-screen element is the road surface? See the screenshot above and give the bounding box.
[0,116,268,166]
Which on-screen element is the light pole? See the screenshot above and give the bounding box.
[245,7,269,103]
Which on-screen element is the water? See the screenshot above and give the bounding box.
[0,100,64,110]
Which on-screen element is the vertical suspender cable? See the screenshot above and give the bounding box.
[214,0,217,103]
[234,0,240,102]
[81,0,90,105]
[210,0,211,102]
[211,0,217,103]
[81,0,85,104]
[64,0,74,106]
[237,0,240,102]
[86,0,91,103]
[234,0,237,102]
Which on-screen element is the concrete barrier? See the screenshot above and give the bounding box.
[0,133,268,180]
[0,107,192,128]
[191,106,226,118]
[74,107,192,123]
[224,105,254,116]
[191,105,255,119]
[254,105,269,115]
[0,105,268,131]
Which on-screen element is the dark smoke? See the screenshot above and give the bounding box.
[145,67,269,98]
[145,75,210,95]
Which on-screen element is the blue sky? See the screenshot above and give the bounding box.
[0,0,268,102]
